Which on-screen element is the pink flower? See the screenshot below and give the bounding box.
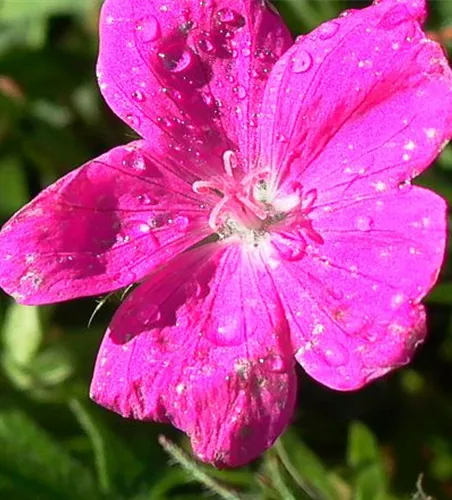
[0,0,451,466]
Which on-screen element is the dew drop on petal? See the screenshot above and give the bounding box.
[137,193,158,206]
[217,8,245,27]
[122,149,146,171]
[318,341,349,367]
[261,354,286,373]
[136,16,161,42]
[355,216,374,232]
[234,85,247,99]
[118,220,161,248]
[125,113,141,128]
[160,49,195,73]
[380,4,411,27]
[132,90,145,102]
[292,50,312,73]
[318,21,339,40]
[198,36,215,54]
[273,233,306,261]
[140,303,162,326]
[172,215,190,232]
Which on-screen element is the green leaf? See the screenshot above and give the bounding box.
[262,449,299,500]
[347,422,387,500]
[69,397,144,495]
[0,0,92,21]
[426,283,452,305]
[158,435,242,500]
[276,430,340,500]
[2,304,74,396]
[0,156,29,215]
[2,303,42,367]
[0,407,99,499]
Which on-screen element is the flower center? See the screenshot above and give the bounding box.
[192,150,319,249]
[192,150,276,234]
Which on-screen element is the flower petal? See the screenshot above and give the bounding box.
[98,0,292,172]
[259,0,452,197]
[91,244,296,467]
[271,187,446,390]
[0,141,211,304]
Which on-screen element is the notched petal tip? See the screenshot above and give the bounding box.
[186,357,297,467]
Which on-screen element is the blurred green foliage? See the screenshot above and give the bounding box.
[0,0,452,499]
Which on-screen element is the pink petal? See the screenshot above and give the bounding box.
[98,0,292,173]
[91,244,296,467]
[259,0,452,197]
[0,142,211,304]
[271,187,446,390]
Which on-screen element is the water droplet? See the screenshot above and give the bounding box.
[159,49,195,73]
[339,8,358,18]
[180,20,195,34]
[318,21,339,40]
[292,50,312,73]
[391,293,406,309]
[136,193,155,206]
[272,233,306,261]
[263,354,286,373]
[132,90,145,102]
[318,341,349,367]
[140,303,162,326]
[197,36,215,54]
[217,8,245,27]
[171,215,189,232]
[355,216,374,232]
[381,4,411,27]
[136,16,161,42]
[125,113,141,128]
[117,220,161,247]
[234,85,247,99]
[398,179,412,191]
[122,149,146,171]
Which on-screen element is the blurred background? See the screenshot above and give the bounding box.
[0,0,452,499]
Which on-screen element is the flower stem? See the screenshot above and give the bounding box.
[158,435,242,500]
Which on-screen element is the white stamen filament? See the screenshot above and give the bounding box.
[192,180,217,194]
[222,150,237,177]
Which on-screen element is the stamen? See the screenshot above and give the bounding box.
[222,150,237,177]
[208,196,230,230]
[236,194,267,220]
[192,180,219,194]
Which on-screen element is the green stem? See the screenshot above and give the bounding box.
[158,435,242,500]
